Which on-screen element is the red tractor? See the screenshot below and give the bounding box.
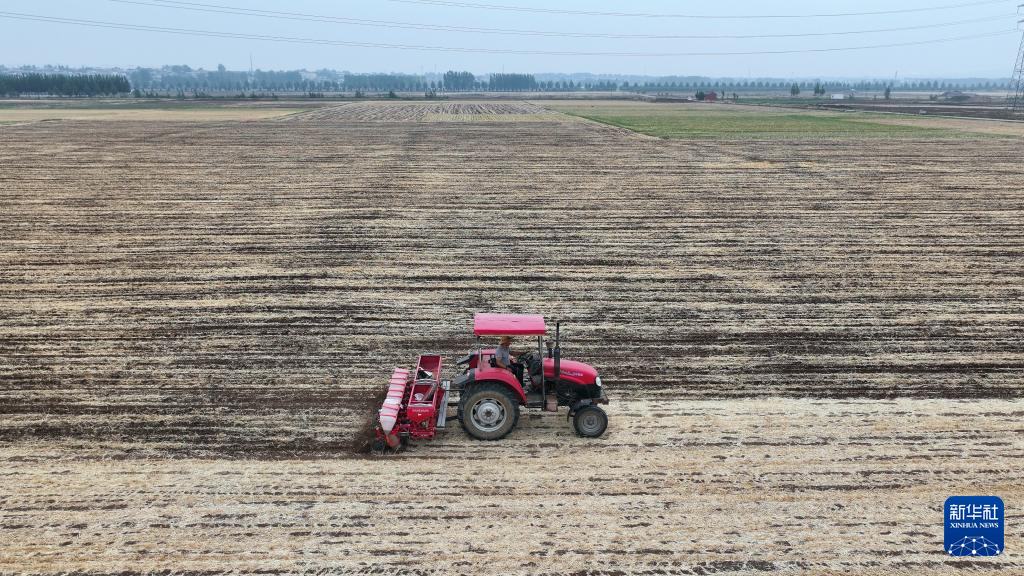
[375,313,609,451]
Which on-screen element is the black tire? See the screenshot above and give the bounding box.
[458,382,520,441]
[573,405,608,438]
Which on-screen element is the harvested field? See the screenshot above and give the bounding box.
[1,100,1021,574]
[4,398,1022,574]
[841,114,1024,138]
[293,100,561,122]
[0,107,309,122]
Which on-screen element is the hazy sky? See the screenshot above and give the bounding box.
[1,0,1021,77]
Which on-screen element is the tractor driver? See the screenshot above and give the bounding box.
[495,335,525,384]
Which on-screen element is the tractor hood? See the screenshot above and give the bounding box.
[543,357,598,385]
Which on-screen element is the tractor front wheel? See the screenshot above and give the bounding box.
[572,405,608,438]
[459,383,519,441]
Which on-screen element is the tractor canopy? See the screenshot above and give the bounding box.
[473,313,546,336]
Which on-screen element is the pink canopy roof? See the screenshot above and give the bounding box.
[473,313,547,336]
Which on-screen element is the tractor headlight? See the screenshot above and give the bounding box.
[595,376,603,387]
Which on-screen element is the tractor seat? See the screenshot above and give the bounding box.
[529,362,542,383]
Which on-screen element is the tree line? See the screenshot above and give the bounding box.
[127,66,545,93]
[627,78,1012,93]
[442,70,475,91]
[0,73,130,96]
[487,73,537,91]
[130,65,340,93]
[0,66,1011,96]
[342,73,422,92]
[345,71,540,92]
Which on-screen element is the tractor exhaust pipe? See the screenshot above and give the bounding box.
[553,321,561,387]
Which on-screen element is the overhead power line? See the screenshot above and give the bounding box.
[104,0,1017,41]
[0,11,1016,57]
[381,0,1013,19]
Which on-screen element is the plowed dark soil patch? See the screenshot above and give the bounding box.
[348,387,388,454]
[0,101,1022,574]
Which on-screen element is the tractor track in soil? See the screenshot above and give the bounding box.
[0,100,1022,574]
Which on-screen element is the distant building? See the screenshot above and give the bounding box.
[705,91,718,102]
[830,94,846,100]
[940,90,974,101]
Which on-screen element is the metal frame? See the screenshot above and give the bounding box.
[1009,14,1024,113]
[473,321,556,411]
[537,334,545,408]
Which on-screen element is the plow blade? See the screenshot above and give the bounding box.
[378,368,410,449]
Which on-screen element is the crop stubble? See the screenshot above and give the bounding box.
[292,101,562,123]
[0,101,1021,574]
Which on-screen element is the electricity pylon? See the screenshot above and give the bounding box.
[1010,15,1024,113]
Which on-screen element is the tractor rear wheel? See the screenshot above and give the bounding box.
[459,383,519,440]
[573,405,608,438]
